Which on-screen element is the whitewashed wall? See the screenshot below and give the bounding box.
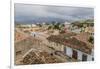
[65,46,93,61]
[66,46,73,57]
[77,50,83,61]
[87,55,93,61]
[49,41,94,61]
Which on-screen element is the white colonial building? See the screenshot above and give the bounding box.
[47,34,94,61]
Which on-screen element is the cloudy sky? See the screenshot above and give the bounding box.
[14,3,94,23]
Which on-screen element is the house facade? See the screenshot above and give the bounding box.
[65,46,94,61]
[85,27,94,37]
[47,34,94,61]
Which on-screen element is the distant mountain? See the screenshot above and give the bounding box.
[15,16,94,24]
[15,17,66,24]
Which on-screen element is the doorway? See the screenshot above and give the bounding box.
[72,50,77,59]
[82,54,87,61]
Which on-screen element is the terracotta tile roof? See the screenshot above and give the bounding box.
[73,32,93,46]
[22,51,63,64]
[47,33,92,54]
[14,29,29,42]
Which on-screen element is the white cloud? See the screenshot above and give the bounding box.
[15,3,94,23]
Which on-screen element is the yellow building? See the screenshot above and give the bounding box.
[85,27,94,36]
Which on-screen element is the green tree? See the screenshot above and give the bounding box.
[88,36,94,44]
